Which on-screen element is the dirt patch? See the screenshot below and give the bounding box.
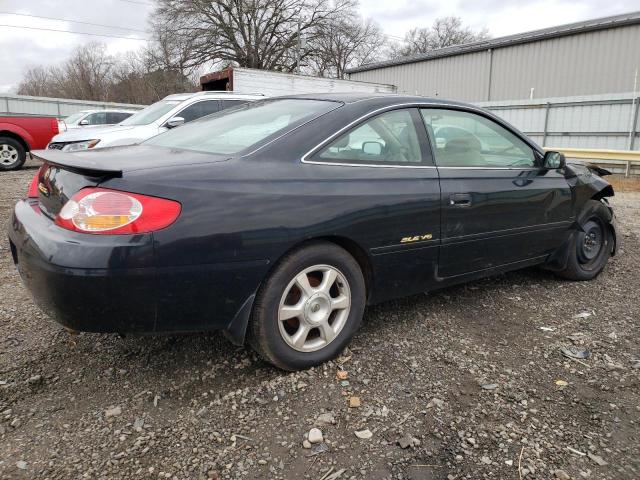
[607,174,640,192]
[1,160,639,479]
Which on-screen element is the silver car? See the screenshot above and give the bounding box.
[59,109,137,131]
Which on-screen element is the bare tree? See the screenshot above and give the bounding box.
[310,14,386,78]
[58,43,115,101]
[147,14,199,77]
[16,42,197,104]
[151,0,358,72]
[18,43,115,101]
[16,66,55,97]
[110,50,197,104]
[392,16,490,57]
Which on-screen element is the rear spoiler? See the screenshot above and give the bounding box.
[31,149,123,177]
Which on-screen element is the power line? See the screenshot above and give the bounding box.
[0,12,148,33]
[383,33,405,42]
[0,24,148,41]
[114,0,155,6]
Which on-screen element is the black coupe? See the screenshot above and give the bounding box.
[8,94,617,370]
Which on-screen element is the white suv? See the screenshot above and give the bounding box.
[48,92,264,152]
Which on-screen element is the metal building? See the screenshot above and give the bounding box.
[347,11,640,102]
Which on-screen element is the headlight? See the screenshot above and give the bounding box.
[62,139,100,152]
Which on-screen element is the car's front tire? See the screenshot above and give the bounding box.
[249,242,365,370]
[557,199,614,281]
[0,136,27,171]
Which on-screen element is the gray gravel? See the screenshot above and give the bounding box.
[1,160,639,479]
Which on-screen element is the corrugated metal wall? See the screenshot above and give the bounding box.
[0,94,145,118]
[489,25,640,100]
[349,51,490,100]
[478,93,640,151]
[349,24,640,102]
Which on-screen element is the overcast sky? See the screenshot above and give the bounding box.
[1,0,638,93]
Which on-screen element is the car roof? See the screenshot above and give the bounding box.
[163,91,266,102]
[273,92,474,108]
[73,109,137,114]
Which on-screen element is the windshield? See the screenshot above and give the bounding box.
[64,112,87,124]
[120,100,181,126]
[144,99,339,155]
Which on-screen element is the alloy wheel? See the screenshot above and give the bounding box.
[277,264,351,352]
[0,144,19,167]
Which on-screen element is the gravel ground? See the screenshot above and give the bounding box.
[1,160,639,480]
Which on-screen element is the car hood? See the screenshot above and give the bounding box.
[50,124,140,142]
[31,145,231,174]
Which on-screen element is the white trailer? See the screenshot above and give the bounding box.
[200,67,397,96]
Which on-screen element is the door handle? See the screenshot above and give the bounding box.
[449,194,472,207]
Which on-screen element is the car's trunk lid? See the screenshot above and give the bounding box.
[31,145,231,218]
[34,161,108,219]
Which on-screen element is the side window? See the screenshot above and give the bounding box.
[86,112,107,125]
[315,109,422,165]
[106,112,131,124]
[420,109,535,168]
[221,100,246,110]
[178,100,221,123]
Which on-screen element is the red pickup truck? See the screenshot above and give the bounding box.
[0,116,59,171]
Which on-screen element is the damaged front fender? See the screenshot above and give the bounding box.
[564,162,615,201]
[544,162,619,272]
[564,162,618,255]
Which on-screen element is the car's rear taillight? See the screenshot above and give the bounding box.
[51,118,59,134]
[27,172,39,198]
[55,187,181,234]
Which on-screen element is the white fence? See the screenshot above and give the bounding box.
[0,94,145,118]
[477,93,640,151]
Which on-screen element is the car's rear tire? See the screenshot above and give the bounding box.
[0,136,27,171]
[556,199,613,281]
[249,242,365,370]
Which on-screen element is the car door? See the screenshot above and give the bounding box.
[176,100,221,123]
[220,99,248,110]
[307,108,441,301]
[106,112,131,124]
[85,112,107,126]
[420,107,573,278]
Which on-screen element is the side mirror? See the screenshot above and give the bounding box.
[79,119,89,126]
[543,151,566,169]
[166,116,185,129]
[362,141,383,156]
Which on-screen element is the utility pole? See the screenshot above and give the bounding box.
[296,20,301,75]
[628,67,638,150]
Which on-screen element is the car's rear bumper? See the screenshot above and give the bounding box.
[8,199,267,335]
[9,199,158,332]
